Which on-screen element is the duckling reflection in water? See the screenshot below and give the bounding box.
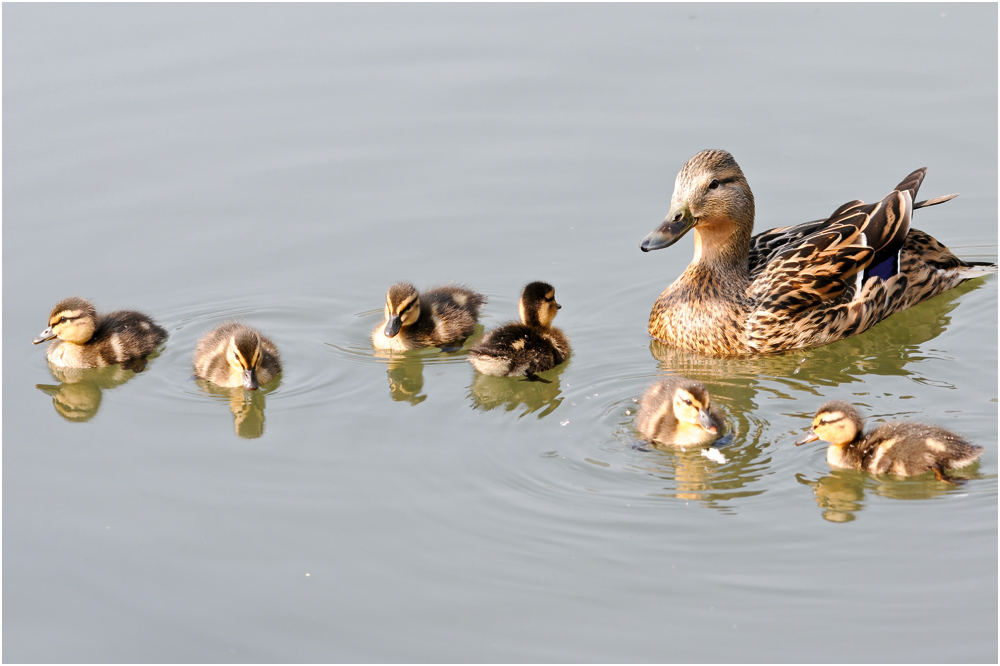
[384,355,428,405]
[32,297,167,370]
[467,362,566,418]
[796,401,983,484]
[36,363,147,422]
[636,377,727,448]
[193,322,282,390]
[468,282,570,382]
[372,283,486,351]
[194,378,273,439]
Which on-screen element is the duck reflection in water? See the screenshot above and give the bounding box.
[796,468,976,523]
[467,360,567,419]
[35,356,156,423]
[194,378,278,439]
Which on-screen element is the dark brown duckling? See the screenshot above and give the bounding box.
[32,297,167,369]
[796,400,983,484]
[372,283,486,351]
[193,322,281,390]
[636,377,727,448]
[467,281,570,381]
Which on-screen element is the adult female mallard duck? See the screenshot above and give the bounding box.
[372,283,486,351]
[795,400,983,485]
[636,377,726,448]
[32,297,167,369]
[640,149,996,356]
[193,322,281,390]
[468,281,570,381]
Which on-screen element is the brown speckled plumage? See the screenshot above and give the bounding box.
[796,400,983,484]
[641,150,996,357]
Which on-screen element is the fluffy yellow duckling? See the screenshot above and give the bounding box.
[468,281,571,381]
[32,297,167,369]
[636,377,726,447]
[372,283,486,351]
[193,322,282,390]
[796,400,983,484]
[640,149,996,356]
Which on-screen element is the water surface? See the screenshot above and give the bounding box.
[3,4,997,662]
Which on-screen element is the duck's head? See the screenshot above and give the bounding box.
[519,281,561,328]
[33,297,97,345]
[227,328,265,390]
[640,149,755,261]
[383,283,421,338]
[671,380,722,435]
[796,400,863,447]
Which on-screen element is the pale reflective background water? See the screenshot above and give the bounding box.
[3,4,997,662]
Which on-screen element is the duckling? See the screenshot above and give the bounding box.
[32,297,167,369]
[636,377,727,447]
[468,281,571,381]
[640,149,997,356]
[193,322,282,390]
[795,400,983,484]
[372,283,486,351]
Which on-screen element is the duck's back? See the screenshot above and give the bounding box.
[860,422,983,476]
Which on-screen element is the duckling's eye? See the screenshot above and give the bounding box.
[58,317,68,324]
[682,398,693,406]
[708,179,720,190]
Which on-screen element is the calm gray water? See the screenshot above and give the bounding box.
[3,4,997,662]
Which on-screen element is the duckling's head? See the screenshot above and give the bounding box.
[383,283,421,338]
[519,281,561,328]
[226,328,265,390]
[672,380,722,435]
[640,149,755,262]
[33,297,98,345]
[796,400,863,447]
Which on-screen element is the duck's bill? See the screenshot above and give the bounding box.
[640,211,697,252]
[32,327,56,345]
[383,316,402,338]
[698,409,719,434]
[243,368,260,391]
[794,431,819,446]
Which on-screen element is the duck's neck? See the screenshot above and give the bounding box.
[689,216,752,282]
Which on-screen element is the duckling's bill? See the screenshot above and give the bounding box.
[32,327,57,344]
[243,368,259,391]
[795,430,820,446]
[383,315,403,338]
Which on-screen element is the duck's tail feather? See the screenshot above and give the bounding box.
[956,262,998,279]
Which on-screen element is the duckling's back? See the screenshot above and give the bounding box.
[419,286,486,342]
[861,421,983,476]
[468,323,569,377]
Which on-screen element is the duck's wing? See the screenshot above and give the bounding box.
[749,167,935,282]
[747,222,875,318]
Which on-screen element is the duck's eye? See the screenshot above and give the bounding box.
[708,179,720,190]
[683,398,693,406]
[58,317,68,324]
